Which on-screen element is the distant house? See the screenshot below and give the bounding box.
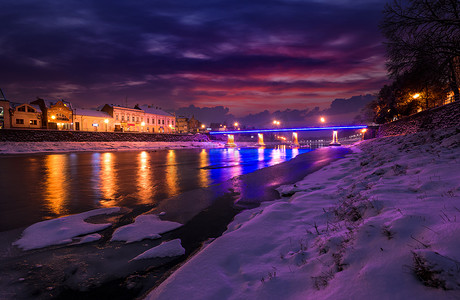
[176,117,189,133]
[176,115,202,133]
[30,98,73,130]
[9,103,42,129]
[74,108,112,132]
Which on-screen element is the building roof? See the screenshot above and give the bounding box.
[38,99,73,109]
[10,102,41,111]
[75,108,111,118]
[138,105,174,117]
[104,104,141,112]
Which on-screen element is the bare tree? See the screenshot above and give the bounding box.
[381,0,460,101]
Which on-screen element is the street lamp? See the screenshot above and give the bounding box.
[320,117,325,123]
[412,93,420,99]
[273,120,280,126]
[234,122,239,128]
[104,118,109,132]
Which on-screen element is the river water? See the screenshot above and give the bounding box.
[0,146,310,232]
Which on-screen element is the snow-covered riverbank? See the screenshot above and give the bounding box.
[0,141,225,154]
[147,127,460,299]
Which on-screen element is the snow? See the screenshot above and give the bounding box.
[131,239,185,261]
[147,127,460,300]
[13,207,120,250]
[111,214,183,243]
[0,141,224,154]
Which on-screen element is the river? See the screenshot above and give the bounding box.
[0,146,309,232]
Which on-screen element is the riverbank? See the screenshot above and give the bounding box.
[0,141,225,154]
[147,127,460,299]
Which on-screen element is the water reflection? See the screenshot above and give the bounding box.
[44,154,69,216]
[100,152,118,207]
[3,147,312,230]
[166,150,179,197]
[137,151,154,203]
[199,149,210,188]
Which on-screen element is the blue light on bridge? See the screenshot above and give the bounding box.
[209,125,367,135]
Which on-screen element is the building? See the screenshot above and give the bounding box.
[0,89,10,129]
[136,105,176,133]
[176,115,202,133]
[30,98,73,130]
[9,103,42,129]
[176,117,189,133]
[101,104,145,132]
[74,109,113,132]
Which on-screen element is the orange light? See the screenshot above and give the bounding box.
[361,129,367,133]
[413,93,420,99]
[234,122,239,127]
[141,122,145,126]
[104,119,109,124]
[51,115,56,120]
[320,117,325,123]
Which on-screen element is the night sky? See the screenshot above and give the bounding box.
[1,0,389,124]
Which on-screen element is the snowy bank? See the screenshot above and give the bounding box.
[0,141,224,154]
[147,127,460,299]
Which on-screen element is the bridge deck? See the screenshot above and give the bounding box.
[209,125,367,135]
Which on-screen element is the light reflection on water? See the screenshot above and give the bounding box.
[0,146,311,229]
[44,154,70,216]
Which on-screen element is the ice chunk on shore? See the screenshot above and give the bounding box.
[132,239,185,260]
[13,207,120,250]
[111,214,182,243]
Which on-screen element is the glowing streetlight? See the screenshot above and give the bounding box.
[104,118,109,132]
[320,117,325,123]
[51,115,56,120]
[141,121,145,126]
[273,120,280,125]
[201,124,205,129]
[413,93,420,99]
[234,122,239,127]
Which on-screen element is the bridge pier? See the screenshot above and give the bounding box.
[226,134,236,147]
[292,132,300,146]
[329,130,341,146]
[257,133,265,146]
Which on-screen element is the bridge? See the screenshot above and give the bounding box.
[209,125,368,147]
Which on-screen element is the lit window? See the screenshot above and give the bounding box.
[30,120,37,125]
[16,119,24,124]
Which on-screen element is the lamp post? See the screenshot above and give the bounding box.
[320,116,325,124]
[104,118,109,132]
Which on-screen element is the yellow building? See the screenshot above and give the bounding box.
[74,109,113,132]
[10,103,42,129]
[137,105,175,133]
[101,104,144,132]
[31,98,73,130]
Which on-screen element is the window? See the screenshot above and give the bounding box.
[0,107,3,117]
[158,119,161,124]
[172,120,174,126]
[121,115,124,121]
[137,117,139,122]
[162,119,165,125]
[16,119,24,124]
[17,106,26,112]
[116,114,119,120]
[30,120,37,125]
[147,118,150,124]
[27,107,35,112]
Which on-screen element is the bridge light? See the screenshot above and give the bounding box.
[320,117,325,123]
[234,122,239,127]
